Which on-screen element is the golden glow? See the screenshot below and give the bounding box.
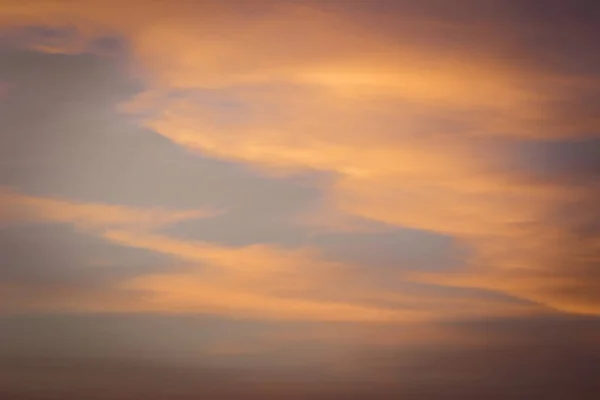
[1,0,599,320]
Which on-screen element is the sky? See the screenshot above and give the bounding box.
[0,0,599,399]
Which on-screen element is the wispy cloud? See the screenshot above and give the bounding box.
[0,187,216,231]
[1,0,599,321]
[2,2,600,398]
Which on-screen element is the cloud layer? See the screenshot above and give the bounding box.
[1,0,599,319]
[2,2,600,399]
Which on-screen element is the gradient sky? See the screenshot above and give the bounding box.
[1,1,599,399]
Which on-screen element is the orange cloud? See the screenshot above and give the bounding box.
[100,229,413,321]
[101,229,344,294]
[409,230,600,315]
[2,0,598,319]
[99,230,542,320]
[3,188,531,322]
[118,81,600,316]
[3,0,596,138]
[0,187,215,231]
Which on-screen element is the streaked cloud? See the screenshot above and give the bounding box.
[0,187,215,231]
[1,1,600,398]
[1,0,599,321]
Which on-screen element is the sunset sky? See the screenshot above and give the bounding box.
[1,1,599,399]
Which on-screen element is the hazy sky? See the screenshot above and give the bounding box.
[1,1,599,399]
